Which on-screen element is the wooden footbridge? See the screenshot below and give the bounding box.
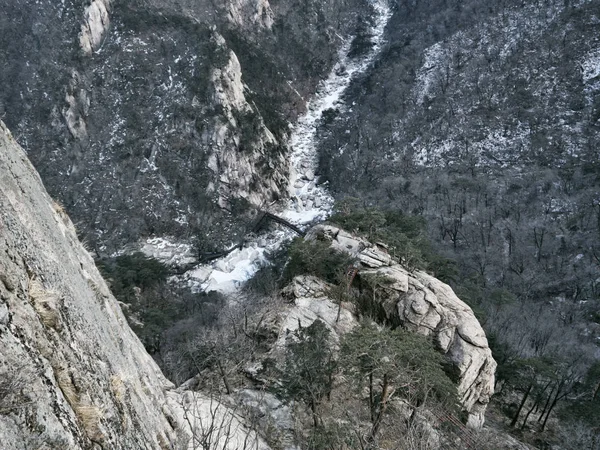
[198,210,305,263]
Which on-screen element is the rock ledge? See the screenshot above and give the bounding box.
[302,224,497,428]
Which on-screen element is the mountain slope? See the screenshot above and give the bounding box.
[0,0,371,252]
[318,0,600,341]
[315,0,600,445]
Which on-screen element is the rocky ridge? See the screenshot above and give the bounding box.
[207,31,287,209]
[0,121,266,448]
[280,224,497,428]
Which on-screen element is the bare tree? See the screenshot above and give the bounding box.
[178,391,263,450]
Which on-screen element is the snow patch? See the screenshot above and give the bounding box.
[414,43,447,105]
[141,237,196,267]
[582,49,600,83]
[284,0,392,222]
[202,246,268,293]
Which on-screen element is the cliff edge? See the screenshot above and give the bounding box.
[303,224,497,428]
[0,121,263,449]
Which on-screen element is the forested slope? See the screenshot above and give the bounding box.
[317,0,600,446]
[1,0,599,447]
[0,0,371,251]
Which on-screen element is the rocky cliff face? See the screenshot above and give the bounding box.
[0,121,266,448]
[207,33,287,209]
[79,0,112,55]
[226,0,275,29]
[285,224,497,428]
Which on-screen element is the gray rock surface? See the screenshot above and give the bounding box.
[235,389,299,450]
[207,36,287,209]
[226,0,274,29]
[278,275,358,348]
[302,224,497,428]
[79,0,112,55]
[0,121,267,449]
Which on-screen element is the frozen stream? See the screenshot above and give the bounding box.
[145,0,392,293]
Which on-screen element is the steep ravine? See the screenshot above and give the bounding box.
[152,0,497,429]
[0,113,497,447]
[165,0,393,294]
[0,0,370,252]
[0,1,500,443]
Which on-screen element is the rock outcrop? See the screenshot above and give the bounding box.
[226,0,274,29]
[207,32,287,209]
[278,275,358,347]
[0,122,267,448]
[79,0,112,55]
[293,224,497,428]
[62,70,90,141]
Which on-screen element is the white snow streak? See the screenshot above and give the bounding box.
[146,0,392,293]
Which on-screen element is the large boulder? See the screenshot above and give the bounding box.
[302,224,497,428]
[278,275,358,347]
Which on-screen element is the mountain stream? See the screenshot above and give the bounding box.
[152,0,392,293]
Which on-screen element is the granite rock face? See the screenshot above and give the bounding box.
[299,224,497,428]
[226,0,274,29]
[278,275,358,347]
[0,121,267,448]
[207,34,287,209]
[79,0,112,55]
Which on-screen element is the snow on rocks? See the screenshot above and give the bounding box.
[283,0,392,226]
[226,0,275,30]
[140,237,196,267]
[161,0,392,294]
[203,246,268,293]
[414,42,446,105]
[182,228,291,294]
[582,48,600,83]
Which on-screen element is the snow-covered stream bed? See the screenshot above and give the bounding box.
[144,0,392,293]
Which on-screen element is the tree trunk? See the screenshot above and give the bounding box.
[370,374,390,440]
[537,383,555,423]
[521,399,538,430]
[310,400,319,428]
[369,372,375,423]
[534,227,545,262]
[511,384,532,428]
[217,359,231,395]
[541,395,559,431]
[541,382,565,431]
[521,381,551,430]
